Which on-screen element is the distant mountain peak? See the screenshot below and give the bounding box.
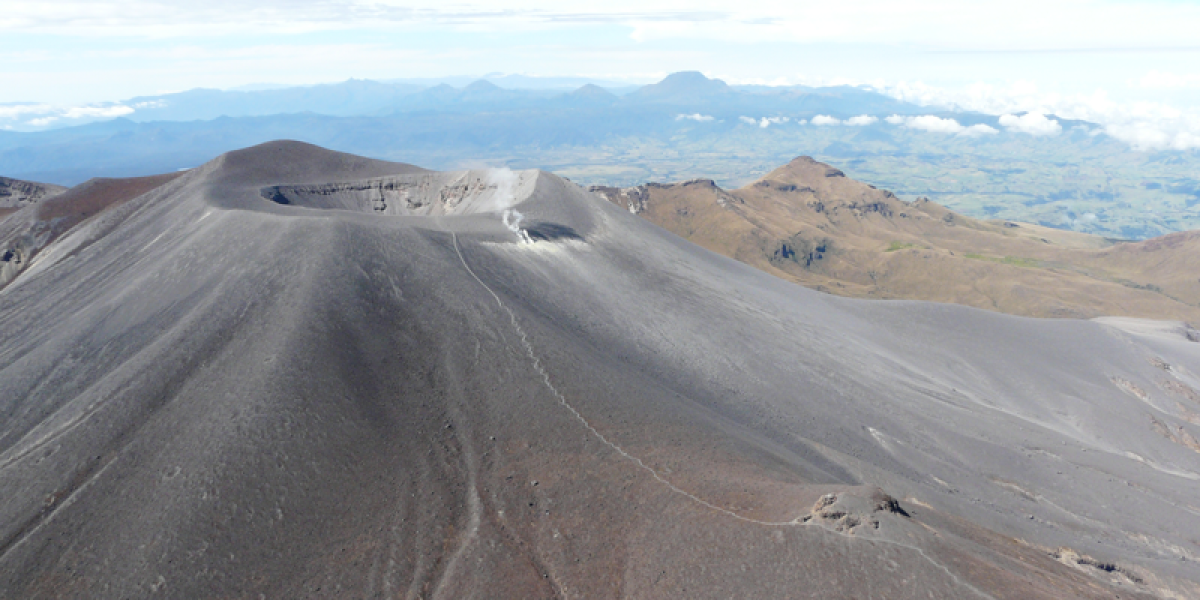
[630,71,732,101]
[661,71,722,84]
[463,79,502,93]
[762,156,847,184]
[572,84,616,98]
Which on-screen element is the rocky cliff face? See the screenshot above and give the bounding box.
[261,168,538,217]
[0,177,67,211]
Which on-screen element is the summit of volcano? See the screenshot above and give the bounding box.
[1,141,1198,599]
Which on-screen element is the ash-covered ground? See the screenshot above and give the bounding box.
[1,141,1197,599]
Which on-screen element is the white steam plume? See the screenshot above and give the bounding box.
[503,208,533,244]
[475,168,524,214]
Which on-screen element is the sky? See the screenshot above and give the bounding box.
[3,0,1200,149]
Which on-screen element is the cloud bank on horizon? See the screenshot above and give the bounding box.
[880,79,1200,150]
[3,0,1200,150]
[0,103,138,129]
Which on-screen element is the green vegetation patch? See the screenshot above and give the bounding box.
[884,241,920,252]
[963,253,1042,268]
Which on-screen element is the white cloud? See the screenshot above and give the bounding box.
[879,79,1200,151]
[737,115,790,127]
[961,123,999,137]
[884,114,998,137]
[63,105,134,119]
[884,80,1045,115]
[998,112,1062,136]
[904,115,965,134]
[8,0,1198,54]
[0,102,135,129]
[811,114,840,126]
[1105,124,1178,151]
[1137,70,1200,90]
[1173,131,1200,149]
[625,2,1200,50]
[3,0,1200,110]
[845,114,877,126]
[1,1,1198,152]
[0,103,54,119]
[676,113,714,122]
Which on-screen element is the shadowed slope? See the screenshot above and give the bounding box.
[593,156,1200,322]
[1,142,1197,598]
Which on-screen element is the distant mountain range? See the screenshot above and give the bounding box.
[0,71,1014,186]
[2,72,1197,238]
[8,71,936,130]
[0,72,941,184]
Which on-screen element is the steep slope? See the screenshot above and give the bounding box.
[593,156,1200,322]
[0,173,182,288]
[0,177,67,219]
[1095,230,1200,312]
[1,142,1198,598]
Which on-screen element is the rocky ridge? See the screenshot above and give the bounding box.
[592,156,1200,323]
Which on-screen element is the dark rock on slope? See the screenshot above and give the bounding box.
[0,177,67,219]
[1,141,1198,599]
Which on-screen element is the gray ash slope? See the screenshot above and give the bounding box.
[1,141,1199,599]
